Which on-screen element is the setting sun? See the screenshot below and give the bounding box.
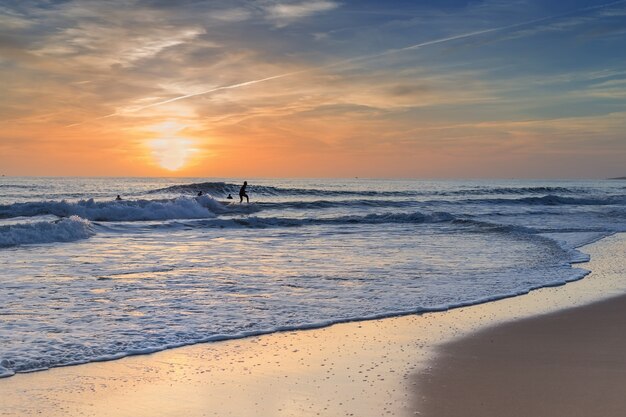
[147,121,198,171]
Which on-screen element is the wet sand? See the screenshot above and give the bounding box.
[1,233,625,417]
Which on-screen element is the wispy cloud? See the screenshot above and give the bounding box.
[264,0,341,26]
[118,29,205,66]
[210,7,253,22]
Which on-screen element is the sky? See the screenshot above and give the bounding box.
[1,0,625,178]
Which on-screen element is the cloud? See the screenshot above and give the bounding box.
[122,29,205,65]
[264,0,340,26]
[0,9,32,30]
[210,8,253,22]
[30,12,205,68]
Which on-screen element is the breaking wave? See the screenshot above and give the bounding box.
[0,196,229,222]
[0,216,95,247]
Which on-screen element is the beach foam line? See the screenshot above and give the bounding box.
[0,240,592,378]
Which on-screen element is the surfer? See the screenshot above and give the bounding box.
[239,181,249,203]
[227,193,233,200]
[115,195,122,201]
[197,191,203,196]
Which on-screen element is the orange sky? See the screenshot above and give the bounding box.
[1,0,625,178]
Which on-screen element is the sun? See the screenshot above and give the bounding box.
[147,121,198,171]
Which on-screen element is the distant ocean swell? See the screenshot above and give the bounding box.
[151,182,582,197]
[470,195,626,206]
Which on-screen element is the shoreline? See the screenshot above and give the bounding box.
[413,232,626,416]
[0,233,601,381]
[1,233,624,417]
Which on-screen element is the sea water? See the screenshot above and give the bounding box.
[0,178,625,377]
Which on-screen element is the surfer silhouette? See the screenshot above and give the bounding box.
[115,195,122,201]
[227,193,233,200]
[197,191,203,196]
[239,181,249,203]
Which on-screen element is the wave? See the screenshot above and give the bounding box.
[0,184,33,189]
[149,182,582,198]
[150,181,421,197]
[0,196,232,222]
[0,216,95,247]
[177,210,456,229]
[473,194,626,206]
[451,218,537,235]
[0,196,424,223]
[0,197,422,221]
[257,199,418,210]
[152,182,239,196]
[447,186,577,195]
[255,194,623,211]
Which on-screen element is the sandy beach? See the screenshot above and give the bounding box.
[1,233,625,417]
[416,293,626,417]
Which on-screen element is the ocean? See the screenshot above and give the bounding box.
[0,177,625,378]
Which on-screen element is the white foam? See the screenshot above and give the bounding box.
[0,363,15,378]
[0,216,95,247]
[0,196,225,222]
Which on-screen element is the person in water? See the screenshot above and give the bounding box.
[115,195,122,201]
[239,181,249,203]
[227,193,233,200]
[197,191,203,196]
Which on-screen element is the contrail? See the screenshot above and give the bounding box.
[319,0,626,69]
[67,0,626,127]
[122,73,303,113]
[66,72,303,127]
